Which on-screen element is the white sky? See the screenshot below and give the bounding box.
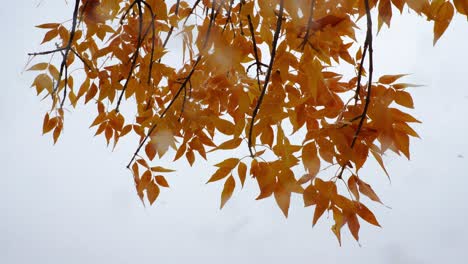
[2,1,468,263]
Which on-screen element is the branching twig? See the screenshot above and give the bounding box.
[222,0,235,32]
[183,0,202,25]
[247,0,285,157]
[247,14,262,91]
[299,0,316,50]
[28,0,80,107]
[337,0,373,179]
[116,0,145,112]
[127,0,220,168]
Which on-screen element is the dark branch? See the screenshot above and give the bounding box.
[337,0,374,179]
[248,0,285,157]
[115,0,145,113]
[299,0,316,50]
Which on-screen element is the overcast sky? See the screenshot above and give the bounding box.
[2,1,468,263]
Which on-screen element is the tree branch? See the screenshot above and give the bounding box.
[248,0,285,157]
[337,0,373,179]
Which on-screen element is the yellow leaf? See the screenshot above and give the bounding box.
[220,176,235,209]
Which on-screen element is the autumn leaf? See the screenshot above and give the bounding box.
[355,202,381,227]
[147,180,160,205]
[28,0,460,243]
[302,142,320,177]
[357,177,383,204]
[432,1,454,45]
[274,187,291,217]
[237,162,247,187]
[220,176,235,209]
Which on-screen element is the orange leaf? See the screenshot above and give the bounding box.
[378,74,407,84]
[145,143,156,161]
[355,202,380,227]
[155,175,170,188]
[207,167,231,183]
[302,142,320,176]
[214,158,240,169]
[274,187,291,217]
[454,0,468,15]
[28,63,49,71]
[433,1,454,45]
[347,175,360,201]
[41,29,58,44]
[331,206,345,245]
[394,90,414,108]
[312,197,328,226]
[186,149,195,166]
[210,137,242,152]
[151,166,175,173]
[220,176,235,209]
[378,0,392,28]
[237,162,247,187]
[357,178,383,204]
[347,213,360,241]
[303,185,318,207]
[147,180,160,205]
[36,23,60,29]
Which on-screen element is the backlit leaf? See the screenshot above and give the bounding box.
[147,180,160,205]
[220,176,235,209]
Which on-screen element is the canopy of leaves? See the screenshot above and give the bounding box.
[28,0,467,244]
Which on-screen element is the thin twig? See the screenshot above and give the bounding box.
[127,0,220,168]
[115,0,145,112]
[337,0,373,179]
[248,0,285,157]
[247,14,262,91]
[299,0,316,50]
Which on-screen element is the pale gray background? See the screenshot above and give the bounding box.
[1,1,468,263]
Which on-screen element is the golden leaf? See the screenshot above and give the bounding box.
[220,176,235,209]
